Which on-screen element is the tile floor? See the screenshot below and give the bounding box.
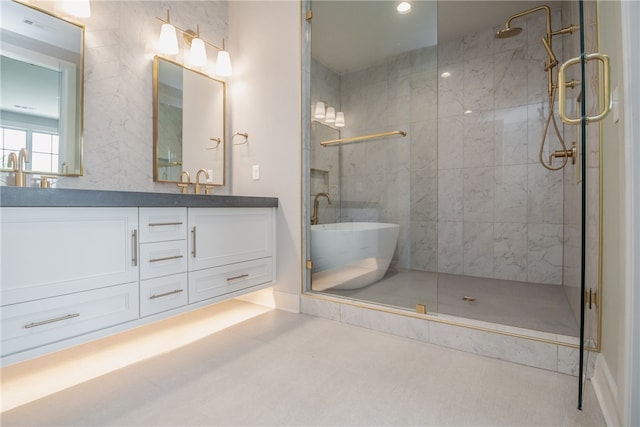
[1,302,604,426]
[323,269,579,336]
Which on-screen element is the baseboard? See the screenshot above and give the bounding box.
[592,353,622,427]
[273,290,300,313]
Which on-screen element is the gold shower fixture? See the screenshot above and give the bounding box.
[495,4,580,171]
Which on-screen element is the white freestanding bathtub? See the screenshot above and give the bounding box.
[311,222,399,291]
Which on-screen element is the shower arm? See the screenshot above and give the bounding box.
[502,5,555,96]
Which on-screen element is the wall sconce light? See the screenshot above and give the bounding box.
[325,107,336,123]
[314,101,326,119]
[58,0,91,18]
[156,9,232,76]
[313,101,345,127]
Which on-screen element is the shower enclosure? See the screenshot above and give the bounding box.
[303,0,608,407]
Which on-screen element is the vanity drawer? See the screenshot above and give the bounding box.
[139,208,187,243]
[139,240,188,280]
[1,282,139,357]
[140,273,188,317]
[188,257,274,304]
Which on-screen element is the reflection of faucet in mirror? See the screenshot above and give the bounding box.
[10,148,29,187]
[195,169,210,194]
[311,192,332,225]
[177,170,191,194]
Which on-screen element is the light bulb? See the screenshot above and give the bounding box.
[158,23,179,55]
[397,1,412,14]
[215,50,232,77]
[314,102,326,119]
[189,38,207,67]
[325,107,336,123]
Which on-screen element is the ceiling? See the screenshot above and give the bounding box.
[311,0,558,74]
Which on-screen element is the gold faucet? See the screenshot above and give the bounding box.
[9,148,29,187]
[177,170,191,194]
[195,169,210,194]
[311,192,332,225]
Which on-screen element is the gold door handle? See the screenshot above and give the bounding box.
[558,53,612,125]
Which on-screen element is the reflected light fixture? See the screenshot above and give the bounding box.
[158,10,179,55]
[155,9,233,76]
[325,107,336,123]
[59,0,91,18]
[335,112,345,127]
[314,102,326,119]
[397,1,412,14]
[441,71,451,78]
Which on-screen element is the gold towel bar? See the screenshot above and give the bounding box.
[320,130,407,147]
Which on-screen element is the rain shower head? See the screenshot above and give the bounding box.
[495,26,523,39]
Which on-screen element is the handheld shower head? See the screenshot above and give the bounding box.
[495,26,523,39]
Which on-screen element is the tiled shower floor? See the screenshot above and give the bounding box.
[321,269,580,337]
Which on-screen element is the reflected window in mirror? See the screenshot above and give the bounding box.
[0,0,84,176]
[153,56,226,186]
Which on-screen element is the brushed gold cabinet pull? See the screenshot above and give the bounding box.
[24,313,80,329]
[227,274,249,281]
[149,289,184,300]
[148,222,183,227]
[558,53,612,125]
[149,254,184,263]
[132,229,138,266]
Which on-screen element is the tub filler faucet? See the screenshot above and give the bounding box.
[311,192,332,225]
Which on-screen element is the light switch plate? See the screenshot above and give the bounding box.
[252,164,260,180]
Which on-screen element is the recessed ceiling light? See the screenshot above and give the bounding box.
[397,1,412,14]
[441,71,451,78]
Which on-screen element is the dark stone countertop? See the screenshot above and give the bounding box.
[0,187,278,208]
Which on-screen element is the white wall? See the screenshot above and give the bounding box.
[228,1,302,312]
[595,1,639,425]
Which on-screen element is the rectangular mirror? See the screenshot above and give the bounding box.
[0,0,84,176]
[153,56,226,186]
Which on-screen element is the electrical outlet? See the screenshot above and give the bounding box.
[252,164,260,180]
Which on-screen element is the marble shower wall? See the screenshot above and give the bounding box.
[333,7,570,284]
[25,1,229,194]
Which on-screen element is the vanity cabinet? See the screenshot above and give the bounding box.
[0,200,276,365]
[187,208,275,303]
[1,207,140,357]
[1,207,139,306]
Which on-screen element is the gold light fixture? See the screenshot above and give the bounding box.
[155,9,232,76]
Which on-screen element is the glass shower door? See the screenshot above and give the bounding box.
[557,0,611,409]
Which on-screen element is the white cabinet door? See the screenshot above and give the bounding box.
[188,208,274,271]
[1,207,139,305]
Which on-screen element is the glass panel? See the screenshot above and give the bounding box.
[304,3,601,380]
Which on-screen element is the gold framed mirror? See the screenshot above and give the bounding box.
[153,56,226,185]
[0,0,84,176]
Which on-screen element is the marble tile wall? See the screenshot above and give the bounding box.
[322,8,569,284]
[21,1,229,194]
[436,8,569,285]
